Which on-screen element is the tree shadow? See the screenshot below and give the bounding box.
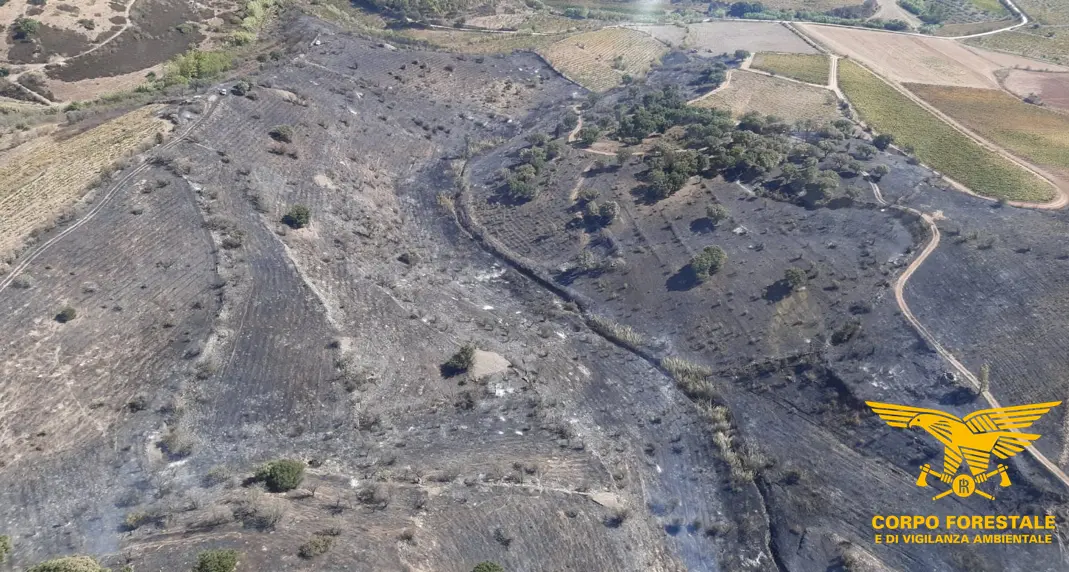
[940,386,978,406]
[689,217,715,234]
[763,279,792,303]
[666,265,701,291]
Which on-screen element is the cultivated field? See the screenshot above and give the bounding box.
[627,24,689,47]
[798,23,1064,88]
[755,0,858,11]
[909,83,1069,179]
[838,60,1054,201]
[750,52,830,84]
[1012,0,1069,24]
[692,69,840,121]
[685,21,817,55]
[538,27,668,91]
[0,105,167,257]
[1001,69,1069,112]
[967,27,1069,66]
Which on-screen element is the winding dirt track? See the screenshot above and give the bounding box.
[870,180,1069,489]
[0,95,220,295]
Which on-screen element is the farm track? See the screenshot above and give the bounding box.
[0,95,220,295]
[869,179,1069,490]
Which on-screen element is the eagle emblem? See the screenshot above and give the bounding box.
[866,401,1062,500]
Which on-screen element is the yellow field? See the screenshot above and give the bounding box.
[539,28,669,92]
[908,84,1069,175]
[0,105,168,256]
[837,60,1053,202]
[692,70,840,122]
[750,52,830,85]
[402,28,569,54]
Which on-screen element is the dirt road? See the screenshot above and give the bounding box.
[870,180,1069,490]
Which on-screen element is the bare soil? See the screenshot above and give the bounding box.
[1001,69,1069,112]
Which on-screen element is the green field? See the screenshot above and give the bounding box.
[750,53,830,85]
[838,60,1054,202]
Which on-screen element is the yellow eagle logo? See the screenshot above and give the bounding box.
[866,401,1061,500]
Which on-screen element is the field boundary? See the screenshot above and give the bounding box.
[797,23,1067,207]
[0,95,221,294]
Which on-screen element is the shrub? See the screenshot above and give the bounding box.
[872,133,894,151]
[706,204,729,224]
[55,306,77,323]
[472,562,506,572]
[690,246,727,282]
[13,17,40,39]
[443,343,475,376]
[26,556,108,572]
[269,125,294,143]
[298,535,334,559]
[282,205,310,229]
[577,126,600,146]
[193,549,240,572]
[870,164,890,180]
[784,267,807,291]
[0,535,9,563]
[255,459,305,492]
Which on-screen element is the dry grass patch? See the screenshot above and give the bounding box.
[908,84,1069,174]
[692,70,839,122]
[750,52,830,85]
[402,28,569,54]
[0,105,168,256]
[838,60,1053,202]
[539,27,668,91]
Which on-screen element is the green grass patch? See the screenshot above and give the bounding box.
[750,52,829,85]
[838,60,1053,202]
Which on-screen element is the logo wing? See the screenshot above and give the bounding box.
[865,401,960,427]
[962,402,1062,433]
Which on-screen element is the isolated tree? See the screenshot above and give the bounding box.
[784,267,807,291]
[577,126,600,147]
[255,459,305,492]
[979,363,990,395]
[615,147,630,167]
[689,246,727,283]
[872,133,894,151]
[852,143,877,160]
[443,343,476,376]
[13,17,40,39]
[0,535,10,564]
[269,124,294,143]
[706,203,729,224]
[472,563,505,572]
[193,549,240,572]
[55,306,77,323]
[870,164,890,181]
[282,205,311,229]
[733,49,751,61]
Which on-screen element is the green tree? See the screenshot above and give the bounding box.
[872,133,894,151]
[577,126,600,147]
[13,17,40,39]
[706,204,729,224]
[472,563,505,572]
[690,246,727,283]
[615,147,630,167]
[193,549,240,572]
[443,343,476,375]
[27,556,108,572]
[870,164,890,181]
[255,459,305,492]
[784,267,807,291]
[282,205,311,229]
[0,535,10,563]
[55,306,77,323]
